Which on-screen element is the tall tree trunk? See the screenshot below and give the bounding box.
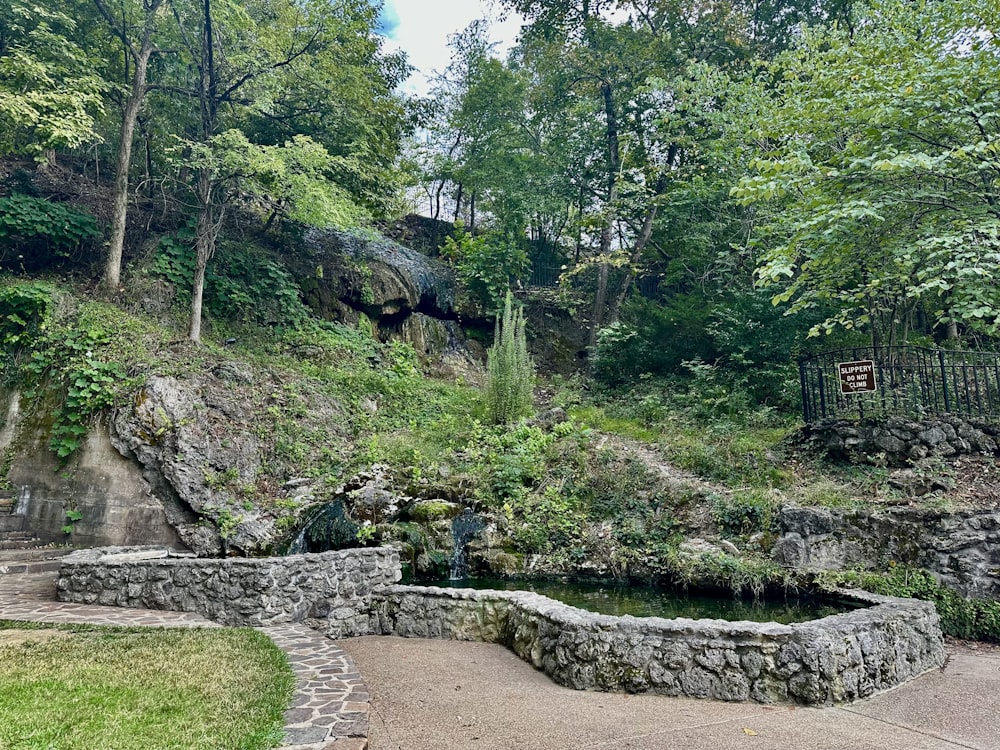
[608,200,660,324]
[453,182,464,223]
[102,47,153,291]
[589,80,621,348]
[188,0,219,342]
[94,0,164,292]
[189,168,222,343]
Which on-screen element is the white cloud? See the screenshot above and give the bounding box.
[382,0,524,96]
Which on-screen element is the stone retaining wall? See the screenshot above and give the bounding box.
[773,505,1000,599]
[56,547,401,638]
[373,585,944,705]
[804,416,1000,465]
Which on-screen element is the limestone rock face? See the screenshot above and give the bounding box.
[109,371,339,557]
[298,228,456,322]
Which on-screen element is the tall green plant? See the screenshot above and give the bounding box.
[485,290,534,425]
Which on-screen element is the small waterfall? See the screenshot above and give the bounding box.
[283,500,359,555]
[449,508,484,580]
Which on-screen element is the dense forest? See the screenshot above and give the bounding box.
[3,0,999,365]
[3,0,1000,637]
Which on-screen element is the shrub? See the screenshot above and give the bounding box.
[0,195,100,270]
[485,291,534,425]
[712,490,779,537]
[591,294,716,385]
[441,223,530,310]
[0,281,52,354]
[151,231,310,328]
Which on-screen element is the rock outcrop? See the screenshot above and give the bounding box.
[772,504,1000,599]
[109,370,340,557]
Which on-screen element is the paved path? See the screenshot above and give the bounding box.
[0,569,368,750]
[342,636,1000,750]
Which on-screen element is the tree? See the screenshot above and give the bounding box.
[90,0,168,292]
[735,0,1000,346]
[0,2,106,158]
[164,0,398,341]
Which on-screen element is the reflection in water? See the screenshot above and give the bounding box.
[431,577,859,624]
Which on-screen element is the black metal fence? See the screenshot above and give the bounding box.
[799,346,1000,422]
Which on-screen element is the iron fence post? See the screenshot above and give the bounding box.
[799,358,810,422]
[938,349,951,413]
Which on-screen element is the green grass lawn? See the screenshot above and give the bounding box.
[0,622,295,750]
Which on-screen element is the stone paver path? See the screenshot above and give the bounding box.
[0,568,369,750]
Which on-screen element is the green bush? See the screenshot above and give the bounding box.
[441,223,530,311]
[485,291,534,425]
[0,195,100,270]
[592,294,716,385]
[0,281,52,366]
[151,231,310,328]
[712,489,778,537]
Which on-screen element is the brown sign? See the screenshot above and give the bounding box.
[838,360,877,394]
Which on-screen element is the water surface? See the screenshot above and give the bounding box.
[431,577,859,624]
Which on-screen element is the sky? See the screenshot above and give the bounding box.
[377,0,525,95]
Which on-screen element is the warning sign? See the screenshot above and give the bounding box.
[838,360,877,394]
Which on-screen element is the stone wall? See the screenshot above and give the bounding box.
[372,585,944,705]
[57,547,401,638]
[773,505,1000,599]
[804,416,1000,465]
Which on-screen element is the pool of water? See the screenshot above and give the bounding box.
[430,577,860,624]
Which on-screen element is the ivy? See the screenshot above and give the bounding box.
[0,281,52,351]
[24,324,129,458]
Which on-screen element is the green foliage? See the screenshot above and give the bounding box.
[592,295,717,385]
[464,422,554,507]
[0,281,52,363]
[0,195,100,268]
[667,551,791,598]
[185,130,370,230]
[509,483,586,554]
[151,230,310,328]
[61,507,83,535]
[13,299,146,460]
[712,490,778,537]
[737,0,1000,343]
[568,376,794,489]
[818,567,1000,642]
[25,323,129,458]
[485,291,534,425]
[441,224,530,311]
[0,2,106,156]
[150,226,197,293]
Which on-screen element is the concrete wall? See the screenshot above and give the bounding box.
[373,585,944,705]
[57,547,402,638]
[1,391,180,548]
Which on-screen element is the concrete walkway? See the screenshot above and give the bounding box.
[341,635,1000,750]
[0,568,368,750]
